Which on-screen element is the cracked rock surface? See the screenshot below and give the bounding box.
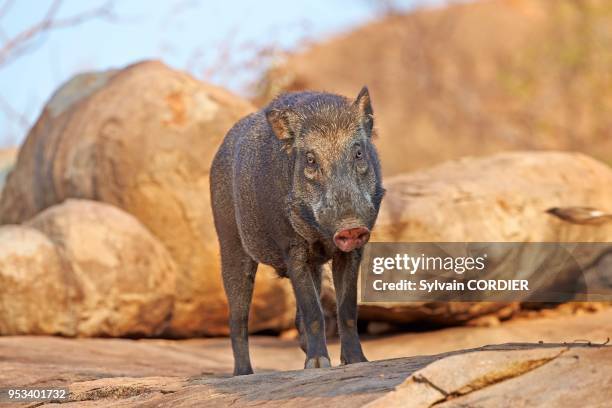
[0,309,610,407]
[6,345,608,407]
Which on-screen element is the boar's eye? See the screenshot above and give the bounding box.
[306,152,316,165]
[354,144,368,174]
[304,152,318,180]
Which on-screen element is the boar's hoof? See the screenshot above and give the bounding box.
[305,356,331,369]
[233,367,254,376]
[340,354,368,366]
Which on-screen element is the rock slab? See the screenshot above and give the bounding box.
[0,310,610,406]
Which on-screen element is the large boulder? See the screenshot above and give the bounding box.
[0,225,77,335]
[0,61,295,336]
[359,151,612,325]
[374,151,612,242]
[23,199,177,337]
[0,199,177,337]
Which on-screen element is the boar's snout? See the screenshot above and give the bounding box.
[333,226,370,252]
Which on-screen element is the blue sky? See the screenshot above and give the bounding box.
[0,0,443,147]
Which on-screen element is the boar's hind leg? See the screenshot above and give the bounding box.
[295,265,322,355]
[287,247,330,369]
[332,251,367,365]
[220,239,258,376]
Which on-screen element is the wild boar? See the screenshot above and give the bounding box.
[210,87,384,375]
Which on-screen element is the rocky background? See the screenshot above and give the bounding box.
[256,0,612,175]
[1,60,611,339]
[0,0,611,406]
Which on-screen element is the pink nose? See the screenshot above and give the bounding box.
[333,227,370,252]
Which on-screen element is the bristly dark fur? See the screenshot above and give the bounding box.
[210,87,384,376]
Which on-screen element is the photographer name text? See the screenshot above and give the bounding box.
[370,254,529,292]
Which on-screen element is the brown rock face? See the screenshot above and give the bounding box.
[359,151,612,325]
[0,225,76,335]
[22,199,176,337]
[0,147,17,194]
[0,60,295,336]
[366,346,612,408]
[375,151,612,243]
[0,200,177,337]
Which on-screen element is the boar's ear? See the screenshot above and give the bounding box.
[353,86,374,135]
[266,108,301,141]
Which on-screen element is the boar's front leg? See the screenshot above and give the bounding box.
[287,244,331,369]
[295,265,323,355]
[332,250,368,365]
[220,239,258,376]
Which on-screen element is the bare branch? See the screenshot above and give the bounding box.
[161,0,201,26]
[0,0,117,68]
[0,0,15,20]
